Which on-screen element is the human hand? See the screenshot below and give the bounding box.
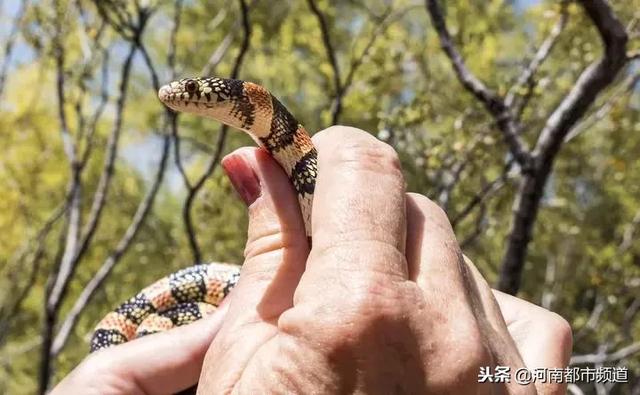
[50,302,228,395]
[198,126,573,394]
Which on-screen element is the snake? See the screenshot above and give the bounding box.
[90,78,317,352]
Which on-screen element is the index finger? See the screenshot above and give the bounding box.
[308,126,407,279]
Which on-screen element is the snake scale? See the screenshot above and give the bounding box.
[90,78,317,352]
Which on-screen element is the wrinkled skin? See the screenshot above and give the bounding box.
[53,126,571,395]
[198,126,572,394]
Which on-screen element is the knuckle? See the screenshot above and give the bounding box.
[343,274,406,318]
[544,312,573,350]
[284,271,413,338]
[313,125,365,144]
[407,193,449,224]
[340,139,401,175]
[316,126,402,176]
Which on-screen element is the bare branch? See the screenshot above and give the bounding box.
[505,2,569,110]
[39,2,157,389]
[200,0,257,76]
[451,159,514,228]
[80,48,111,167]
[571,342,640,364]
[307,0,343,124]
[180,0,252,263]
[574,294,606,342]
[567,384,586,395]
[424,0,532,169]
[46,42,138,318]
[182,128,227,263]
[52,130,171,356]
[533,0,628,162]
[0,204,65,345]
[622,295,640,340]
[565,71,640,143]
[498,0,630,294]
[39,10,84,389]
[342,4,396,93]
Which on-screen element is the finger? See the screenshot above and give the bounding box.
[492,290,573,369]
[405,194,529,378]
[405,192,484,320]
[405,194,507,328]
[493,290,572,395]
[118,303,229,394]
[195,147,310,392]
[307,126,408,279]
[221,147,309,320]
[53,303,229,395]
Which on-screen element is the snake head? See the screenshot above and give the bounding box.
[158,77,273,135]
[158,77,237,116]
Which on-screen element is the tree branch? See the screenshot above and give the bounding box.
[571,342,640,364]
[424,0,532,170]
[45,42,138,323]
[505,1,569,111]
[0,204,65,345]
[48,0,184,358]
[533,0,628,164]
[565,70,640,143]
[52,129,171,356]
[498,0,630,294]
[307,0,343,124]
[39,3,156,390]
[179,0,251,263]
[451,159,514,228]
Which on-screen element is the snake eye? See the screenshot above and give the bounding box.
[185,79,198,94]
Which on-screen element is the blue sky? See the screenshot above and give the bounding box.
[2,0,542,194]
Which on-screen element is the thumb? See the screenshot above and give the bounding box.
[221,147,309,319]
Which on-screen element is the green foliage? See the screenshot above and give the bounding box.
[0,0,639,393]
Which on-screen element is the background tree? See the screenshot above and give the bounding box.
[0,0,638,393]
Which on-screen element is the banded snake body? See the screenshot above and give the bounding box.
[90,78,317,351]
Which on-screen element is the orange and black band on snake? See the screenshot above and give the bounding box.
[90,78,317,352]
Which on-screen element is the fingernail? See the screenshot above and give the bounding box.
[222,153,261,205]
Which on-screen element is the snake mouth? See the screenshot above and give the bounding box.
[158,83,216,110]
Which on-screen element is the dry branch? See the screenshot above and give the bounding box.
[499,0,629,294]
[505,1,569,113]
[424,0,632,294]
[424,0,532,170]
[307,0,343,124]
[178,0,252,263]
[571,342,640,364]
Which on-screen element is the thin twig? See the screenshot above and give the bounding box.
[0,204,65,345]
[424,0,532,170]
[451,159,514,228]
[505,2,569,110]
[565,71,640,143]
[180,0,252,263]
[52,130,171,356]
[307,0,343,124]
[498,0,630,294]
[571,342,640,364]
